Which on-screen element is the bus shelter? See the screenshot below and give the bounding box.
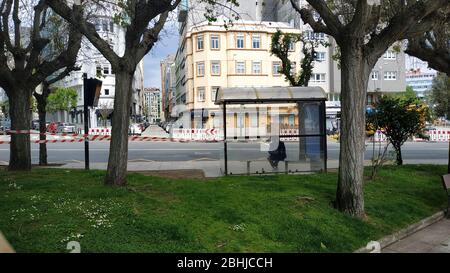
[215,86,327,175]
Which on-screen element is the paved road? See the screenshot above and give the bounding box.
[0,140,448,165]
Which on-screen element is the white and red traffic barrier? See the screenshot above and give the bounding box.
[88,128,111,135]
[429,129,450,142]
[0,132,221,144]
[172,128,223,141]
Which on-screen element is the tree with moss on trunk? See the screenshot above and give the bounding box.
[290,0,449,218]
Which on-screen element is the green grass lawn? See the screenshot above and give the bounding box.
[0,165,447,253]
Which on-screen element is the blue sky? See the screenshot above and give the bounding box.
[143,23,179,89]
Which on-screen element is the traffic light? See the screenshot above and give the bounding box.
[84,78,102,107]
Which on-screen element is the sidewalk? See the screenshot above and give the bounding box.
[382,218,450,253]
[54,159,449,178]
[141,125,169,137]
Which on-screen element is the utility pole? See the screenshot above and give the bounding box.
[83,73,90,170]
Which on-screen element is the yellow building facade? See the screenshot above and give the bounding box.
[180,21,304,129]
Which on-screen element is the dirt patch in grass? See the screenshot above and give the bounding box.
[131,169,205,179]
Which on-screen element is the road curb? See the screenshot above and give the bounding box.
[355,211,445,253]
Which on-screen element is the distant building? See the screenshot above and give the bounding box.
[406,68,437,98]
[50,5,144,128]
[143,88,161,123]
[273,0,406,105]
[172,0,406,129]
[160,54,176,122]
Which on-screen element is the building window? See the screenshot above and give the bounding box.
[236,33,245,49]
[315,52,325,61]
[252,35,261,49]
[211,86,219,102]
[305,31,325,41]
[236,61,245,74]
[211,61,221,75]
[250,114,258,127]
[290,62,296,76]
[96,65,102,75]
[288,39,295,51]
[103,65,110,75]
[272,62,281,75]
[310,73,326,83]
[197,87,205,102]
[384,71,397,80]
[384,50,397,60]
[104,89,110,96]
[288,114,295,126]
[102,20,108,32]
[252,61,261,74]
[197,35,204,50]
[210,34,220,49]
[196,62,205,77]
[94,19,101,31]
[109,21,114,33]
[371,71,379,80]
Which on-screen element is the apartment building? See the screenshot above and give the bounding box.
[174,0,325,128]
[143,88,162,123]
[405,69,437,98]
[160,55,176,122]
[176,19,308,128]
[270,0,406,104]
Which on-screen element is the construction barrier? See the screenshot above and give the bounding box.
[172,128,223,141]
[88,128,111,135]
[374,130,388,142]
[429,129,450,142]
[0,130,220,144]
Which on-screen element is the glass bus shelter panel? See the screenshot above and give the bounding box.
[223,141,320,175]
[219,103,325,175]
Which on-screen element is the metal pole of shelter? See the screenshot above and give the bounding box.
[321,100,327,173]
[223,102,228,175]
[83,73,90,170]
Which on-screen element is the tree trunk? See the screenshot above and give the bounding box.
[394,145,403,166]
[37,97,48,166]
[105,70,133,186]
[8,88,32,171]
[335,44,371,219]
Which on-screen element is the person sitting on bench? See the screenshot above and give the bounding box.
[267,139,286,169]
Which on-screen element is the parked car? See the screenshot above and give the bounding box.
[56,123,76,133]
[31,120,40,130]
[0,119,11,133]
[129,123,142,135]
[46,122,61,133]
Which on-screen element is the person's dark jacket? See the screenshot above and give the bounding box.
[269,141,286,161]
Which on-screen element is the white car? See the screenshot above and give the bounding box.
[56,123,76,133]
